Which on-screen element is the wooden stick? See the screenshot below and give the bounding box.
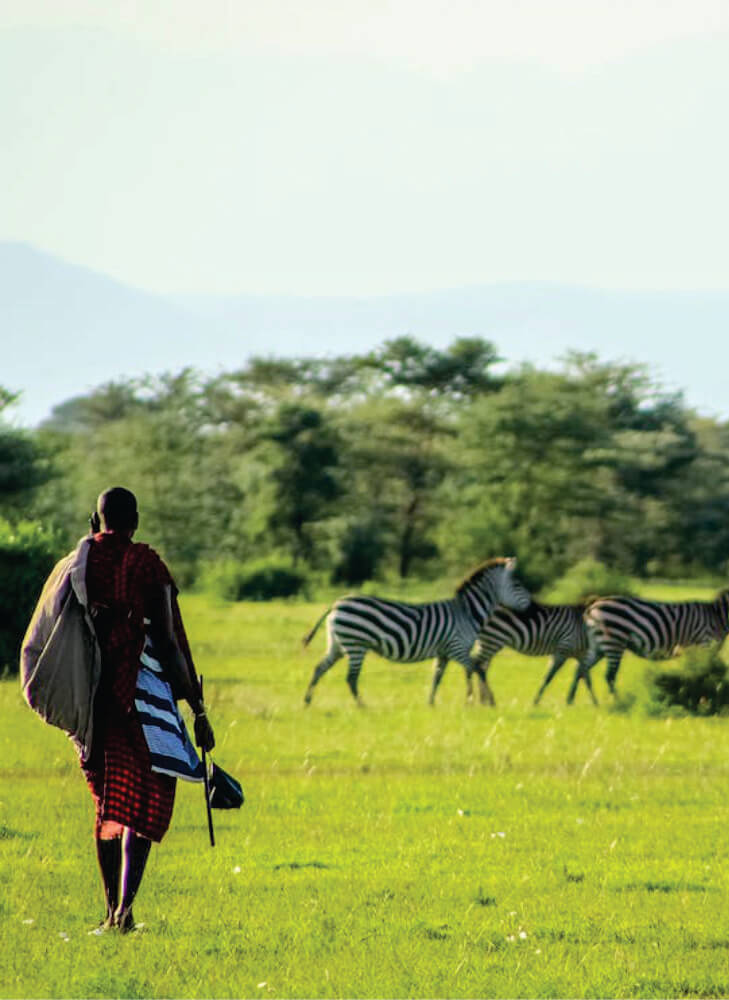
[200,676,215,847]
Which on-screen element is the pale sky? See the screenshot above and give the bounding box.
[2,0,729,296]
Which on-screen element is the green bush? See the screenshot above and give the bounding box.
[643,645,729,716]
[199,558,306,602]
[541,557,633,605]
[0,518,60,674]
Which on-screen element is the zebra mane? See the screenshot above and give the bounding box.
[578,594,605,608]
[539,600,590,613]
[455,557,511,596]
[572,600,593,611]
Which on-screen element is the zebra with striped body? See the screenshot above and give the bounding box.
[581,590,729,695]
[472,601,595,706]
[303,558,531,706]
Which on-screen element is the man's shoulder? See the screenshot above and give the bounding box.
[130,541,172,578]
[48,537,90,583]
[130,539,161,561]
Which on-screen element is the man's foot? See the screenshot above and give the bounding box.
[88,915,116,935]
[116,907,137,933]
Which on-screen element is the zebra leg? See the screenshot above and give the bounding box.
[465,658,477,703]
[345,651,366,706]
[464,647,481,703]
[533,653,568,705]
[468,648,494,705]
[477,658,495,706]
[429,656,449,706]
[304,646,344,705]
[566,657,599,706]
[605,651,624,696]
[578,661,599,706]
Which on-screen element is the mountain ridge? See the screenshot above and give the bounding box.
[3,242,728,426]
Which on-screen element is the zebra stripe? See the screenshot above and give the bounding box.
[303,558,531,705]
[582,591,729,694]
[336,599,455,662]
[472,602,593,705]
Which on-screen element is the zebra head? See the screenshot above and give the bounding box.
[456,557,531,624]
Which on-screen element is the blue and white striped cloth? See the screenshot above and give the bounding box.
[135,640,204,783]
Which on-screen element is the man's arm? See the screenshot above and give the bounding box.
[149,584,215,751]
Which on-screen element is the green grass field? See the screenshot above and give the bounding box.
[3,582,729,998]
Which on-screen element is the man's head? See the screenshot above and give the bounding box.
[97,486,139,533]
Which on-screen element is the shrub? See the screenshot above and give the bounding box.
[541,557,633,605]
[643,645,729,717]
[200,558,306,602]
[332,521,385,586]
[0,518,60,674]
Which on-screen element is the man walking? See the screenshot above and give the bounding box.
[24,486,215,932]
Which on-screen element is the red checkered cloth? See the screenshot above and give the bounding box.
[81,533,194,842]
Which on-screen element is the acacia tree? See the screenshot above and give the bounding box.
[253,402,343,567]
[31,372,243,578]
[326,336,502,580]
[562,353,703,575]
[0,388,51,517]
[445,356,714,586]
[333,396,455,579]
[361,335,503,401]
[445,367,619,586]
[212,341,502,579]
[0,389,59,671]
[652,416,729,576]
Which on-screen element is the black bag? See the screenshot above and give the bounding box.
[208,762,244,809]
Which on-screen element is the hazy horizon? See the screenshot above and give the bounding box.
[10,238,729,302]
[4,242,729,430]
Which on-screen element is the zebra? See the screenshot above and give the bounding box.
[302,558,531,706]
[471,601,595,706]
[580,590,729,695]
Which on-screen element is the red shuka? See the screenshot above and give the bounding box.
[82,533,192,842]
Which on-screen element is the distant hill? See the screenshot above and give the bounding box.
[2,242,728,427]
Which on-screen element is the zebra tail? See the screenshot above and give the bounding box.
[302,607,332,647]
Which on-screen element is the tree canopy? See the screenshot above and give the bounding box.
[8,336,729,588]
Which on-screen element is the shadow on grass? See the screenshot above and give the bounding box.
[272,860,331,871]
[616,880,716,893]
[0,825,37,840]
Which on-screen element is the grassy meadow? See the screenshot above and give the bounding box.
[3,580,729,998]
